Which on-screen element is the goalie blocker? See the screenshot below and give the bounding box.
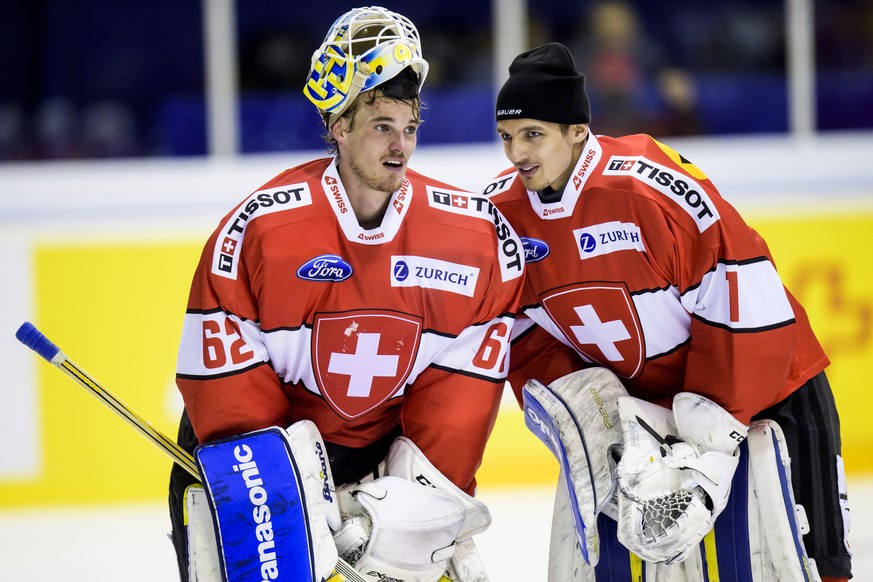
[193,421,342,582]
[523,368,827,582]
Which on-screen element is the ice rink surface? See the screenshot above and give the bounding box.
[0,478,868,580]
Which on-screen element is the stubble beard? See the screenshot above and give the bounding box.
[349,156,404,196]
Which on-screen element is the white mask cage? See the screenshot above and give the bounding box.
[303,6,429,123]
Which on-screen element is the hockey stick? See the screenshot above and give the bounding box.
[15,321,369,582]
[15,321,200,478]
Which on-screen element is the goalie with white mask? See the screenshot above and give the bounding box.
[486,41,851,581]
[168,5,524,581]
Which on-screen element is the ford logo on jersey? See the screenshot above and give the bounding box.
[521,237,550,263]
[297,254,353,282]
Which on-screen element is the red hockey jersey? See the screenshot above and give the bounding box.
[485,133,828,424]
[177,157,524,492]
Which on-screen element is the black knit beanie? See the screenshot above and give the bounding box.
[496,42,591,124]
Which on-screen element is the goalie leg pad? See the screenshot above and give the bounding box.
[547,474,594,582]
[184,484,222,582]
[523,368,627,566]
[447,538,491,582]
[746,419,821,581]
[195,421,341,582]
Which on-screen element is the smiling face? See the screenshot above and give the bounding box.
[333,92,420,198]
[496,119,589,193]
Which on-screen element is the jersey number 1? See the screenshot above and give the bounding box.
[726,270,740,323]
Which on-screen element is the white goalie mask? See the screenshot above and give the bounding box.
[303,6,429,125]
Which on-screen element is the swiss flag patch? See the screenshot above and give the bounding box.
[540,282,644,378]
[312,310,422,420]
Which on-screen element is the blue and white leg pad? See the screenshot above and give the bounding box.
[194,423,340,582]
[522,368,627,567]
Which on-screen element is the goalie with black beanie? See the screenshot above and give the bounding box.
[485,42,852,581]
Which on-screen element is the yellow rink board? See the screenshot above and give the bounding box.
[4,241,203,506]
[2,212,871,506]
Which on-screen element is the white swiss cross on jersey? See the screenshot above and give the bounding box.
[540,282,644,378]
[312,310,422,420]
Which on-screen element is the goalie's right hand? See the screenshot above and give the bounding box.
[614,393,748,564]
[338,476,466,582]
[332,437,491,582]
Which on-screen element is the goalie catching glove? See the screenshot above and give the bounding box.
[337,476,465,582]
[333,436,492,582]
[615,392,748,564]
